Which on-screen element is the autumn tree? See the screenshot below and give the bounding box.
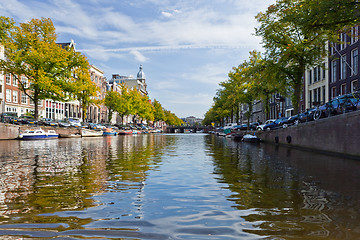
[152,99,166,122]
[0,17,91,120]
[104,90,121,123]
[70,60,100,123]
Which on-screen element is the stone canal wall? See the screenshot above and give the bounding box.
[0,123,80,140]
[257,110,360,158]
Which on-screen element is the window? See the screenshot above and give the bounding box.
[21,76,28,88]
[6,89,11,102]
[341,55,347,79]
[331,60,337,82]
[331,87,337,99]
[351,49,358,76]
[340,33,347,50]
[351,26,359,44]
[6,73,11,85]
[322,63,326,80]
[322,86,326,104]
[351,80,358,92]
[12,77,17,87]
[313,67,318,82]
[313,88,318,105]
[21,93,28,104]
[331,43,335,55]
[12,90,18,103]
[308,69,312,84]
[341,83,346,95]
[309,90,312,108]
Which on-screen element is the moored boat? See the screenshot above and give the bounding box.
[242,134,261,143]
[103,128,117,136]
[118,130,133,135]
[59,133,81,138]
[19,128,59,140]
[80,129,103,137]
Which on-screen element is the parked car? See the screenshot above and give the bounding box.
[0,112,18,124]
[257,119,276,130]
[57,120,71,128]
[67,118,82,128]
[87,122,100,130]
[249,122,260,130]
[263,117,289,131]
[17,115,37,125]
[39,118,58,127]
[287,108,316,125]
[233,124,248,131]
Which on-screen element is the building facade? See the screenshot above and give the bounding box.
[329,27,359,99]
[107,65,148,125]
[87,65,108,123]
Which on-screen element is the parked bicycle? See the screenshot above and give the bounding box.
[313,93,360,120]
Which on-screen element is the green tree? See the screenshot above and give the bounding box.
[104,90,121,123]
[152,99,166,122]
[255,0,328,113]
[298,0,360,33]
[116,84,133,125]
[0,17,87,120]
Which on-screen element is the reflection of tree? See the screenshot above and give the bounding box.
[106,134,170,185]
[204,135,338,238]
[0,139,108,227]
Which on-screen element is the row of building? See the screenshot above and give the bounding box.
[0,40,149,125]
[244,26,360,124]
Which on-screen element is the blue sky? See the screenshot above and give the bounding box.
[0,0,273,118]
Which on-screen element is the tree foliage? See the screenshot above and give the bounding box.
[0,17,94,120]
[255,0,328,113]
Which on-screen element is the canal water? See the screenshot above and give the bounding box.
[0,134,360,239]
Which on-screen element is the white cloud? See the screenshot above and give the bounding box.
[161,11,173,18]
[130,50,148,62]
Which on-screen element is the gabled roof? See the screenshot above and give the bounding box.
[57,39,76,51]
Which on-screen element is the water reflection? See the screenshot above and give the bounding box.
[1,134,360,239]
[206,135,360,239]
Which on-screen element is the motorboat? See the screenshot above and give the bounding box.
[242,134,261,143]
[80,129,103,137]
[19,128,59,140]
[103,128,117,136]
[59,133,81,138]
[118,130,133,135]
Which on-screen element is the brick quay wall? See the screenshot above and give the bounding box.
[257,110,360,158]
[0,124,80,140]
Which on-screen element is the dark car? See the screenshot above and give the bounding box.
[314,94,359,120]
[233,124,248,131]
[288,108,316,125]
[0,112,18,124]
[249,122,260,130]
[17,115,38,125]
[39,118,58,127]
[263,117,289,130]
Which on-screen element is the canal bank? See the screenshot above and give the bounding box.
[257,110,360,158]
[0,123,80,140]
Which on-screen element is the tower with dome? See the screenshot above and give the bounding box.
[108,65,148,96]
